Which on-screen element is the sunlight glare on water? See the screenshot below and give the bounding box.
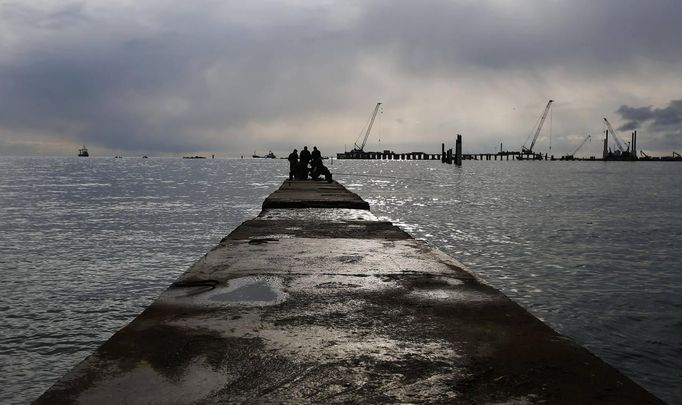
[336,159,681,404]
[0,157,680,404]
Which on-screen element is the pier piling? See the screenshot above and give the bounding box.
[455,134,462,166]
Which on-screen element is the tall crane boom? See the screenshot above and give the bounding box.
[572,134,591,155]
[603,118,626,152]
[354,102,382,152]
[522,99,554,153]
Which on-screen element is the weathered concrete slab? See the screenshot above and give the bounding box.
[225,220,410,240]
[262,180,370,210]
[257,208,377,222]
[35,180,662,404]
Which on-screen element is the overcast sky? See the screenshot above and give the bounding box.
[1,0,681,156]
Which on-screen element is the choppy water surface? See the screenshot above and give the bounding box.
[0,157,680,403]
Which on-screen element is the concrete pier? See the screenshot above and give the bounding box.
[36,180,661,404]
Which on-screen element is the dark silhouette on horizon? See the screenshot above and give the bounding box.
[289,145,332,182]
[288,149,298,180]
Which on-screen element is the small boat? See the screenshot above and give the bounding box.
[183,156,206,159]
[252,150,276,159]
[78,145,89,157]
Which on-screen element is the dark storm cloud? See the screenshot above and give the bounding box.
[1,0,681,154]
[616,106,654,131]
[617,100,682,130]
[616,100,682,148]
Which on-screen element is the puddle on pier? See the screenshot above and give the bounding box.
[210,279,279,303]
[163,276,288,307]
[257,208,377,222]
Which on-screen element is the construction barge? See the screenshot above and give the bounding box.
[337,100,679,162]
[36,180,661,403]
[336,147,681,162]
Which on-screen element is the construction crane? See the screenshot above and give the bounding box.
[602,118,627,152]
[522,99,554,153]
[353,102,382,152]
[571,134,591,156]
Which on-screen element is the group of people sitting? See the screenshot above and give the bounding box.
[288,146,332,182]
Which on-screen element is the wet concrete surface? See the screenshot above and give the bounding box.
[226,219,410,240]
[262,180,370,210]
[35,179,662,404]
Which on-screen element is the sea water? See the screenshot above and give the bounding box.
[0,157,680,403]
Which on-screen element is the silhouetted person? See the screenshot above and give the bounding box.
[310,146,323,179]
[309,147,332,182]
[311,160,333,182]
[299,146,311,167]
[311,146,321,163]
[287,149,298,180]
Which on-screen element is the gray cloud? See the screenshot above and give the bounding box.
[0,1,365,153]
[617,100,682,131]
[616,100,682,150]
[1,0,681,155]
[357,0,682,74]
